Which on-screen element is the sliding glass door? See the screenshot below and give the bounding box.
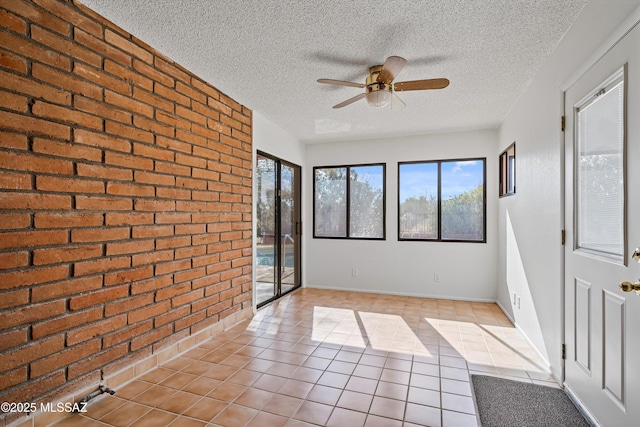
[256,152,301,307]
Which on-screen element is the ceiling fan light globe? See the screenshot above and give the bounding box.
[366,90,391,108]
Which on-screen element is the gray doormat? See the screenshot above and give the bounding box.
[471,375,589,427]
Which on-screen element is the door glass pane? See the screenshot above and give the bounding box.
[314,167,347,237]
[256,155,278,305]
[441,160,485,241]
[349,165,384,238]
[576,73,624,258]
[399,162,438,239]
[280,164,296,293]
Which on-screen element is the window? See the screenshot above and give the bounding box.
[398,158,486,242]
[499,142,516,197]
[575,69,624,259]
[314,164,385,239]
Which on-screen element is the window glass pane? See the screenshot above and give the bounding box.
[441,160,485,241]
[576,76,624,257]
[350,165,384,238]
[399,163,438,239]
[314,167,347,237]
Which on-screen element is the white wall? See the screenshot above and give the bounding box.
[497,0,640,381]
[304,129,498,301]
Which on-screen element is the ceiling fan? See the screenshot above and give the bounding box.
[317,56,449,111]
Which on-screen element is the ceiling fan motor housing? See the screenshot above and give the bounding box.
[365,65,392,107]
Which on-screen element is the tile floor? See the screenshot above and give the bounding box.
[53,288,556,427]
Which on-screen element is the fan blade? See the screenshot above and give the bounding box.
[318,79,365,88]
[377,56,407,84]
[391,93,405,111]
[394,78,450,92]
[333,93,366,109]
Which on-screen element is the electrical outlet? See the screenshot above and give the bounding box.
[352,268,358,277]
[513,292,517,305]
[433,273,440,282]
[517,296,521,309]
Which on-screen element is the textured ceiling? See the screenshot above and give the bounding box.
[79,0,589,143]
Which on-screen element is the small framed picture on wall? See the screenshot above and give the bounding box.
[499,142,515,197]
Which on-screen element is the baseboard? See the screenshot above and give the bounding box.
[303,284,497,303]
[8,307,253,427]
[564,383,601,427]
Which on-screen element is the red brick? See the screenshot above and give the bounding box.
[0,367,26,392]
[0,229,68,250]
[106,239,154,256]
[131,249,173,267]
[32,63,101,99]
[69,285,129,311]
[77,163,133,182]
[0,300,66,329]
[173,268,206,285]
[133,115,174,137]
[155,259,191,276]
[76,195,133,211]
[105,294,153,318]
[33,0,102,36]
[0,170,30,190]
[74,256,131,277]
[34,212,102,229]
[74,28,131,67]
[131,275,172,295]
[71,226,130,243]
[155,236,191,251]
[32,24,101,68]
[105,29,153,64]
[36,175,105,194]
[133,86,173,113]
[154,82,190,106]
[104,59,153,91]
[105,212,153,226]
[155,213,191,224]
[104,265,154,286]
[0,264,68,291]
[0,251,29,271]
[1,29,70,70]
[175,310,206,331]
[155,160,191,177]
[134,199,175,212]
[103,321,152,348]
[1,68,70,107]
[0,110,70,140]
[31,339,101,379]
[0,328,28,352]
[32,100,102,130]
[155,57,190,84]
[66,315,127,346]
[32,276,103,303]
[67,343,128,380]
[133,142,175,161]
[154,305,190,328]
[106,182,155,197]
[2,370,66,406]
[33,244,102,265]
[0,8,27,33]
[132,225,173,239]
[176,128,207,147]
[177,200,206,212]
[130,324,172,352]
[0,48,28,74]
[0,150,73,175]
[74,94,132,124]
[75,62,131,95]
[32,307,103,340]
[105,90,153,117]
[74,128,131,153]
[32,138,102,163]
[105,150,154,171]
[156,186,191,201]
[0,287,29,310]
[0,88,28,112]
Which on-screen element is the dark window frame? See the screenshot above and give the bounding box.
[499,142,516,197]
[313,163,386,240]
[397,157,487,243]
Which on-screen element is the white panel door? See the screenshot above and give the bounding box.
[564,23,640,427]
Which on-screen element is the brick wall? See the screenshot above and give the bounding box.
[0,0,253,421]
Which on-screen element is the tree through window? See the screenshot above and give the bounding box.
[398,158,486,242]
